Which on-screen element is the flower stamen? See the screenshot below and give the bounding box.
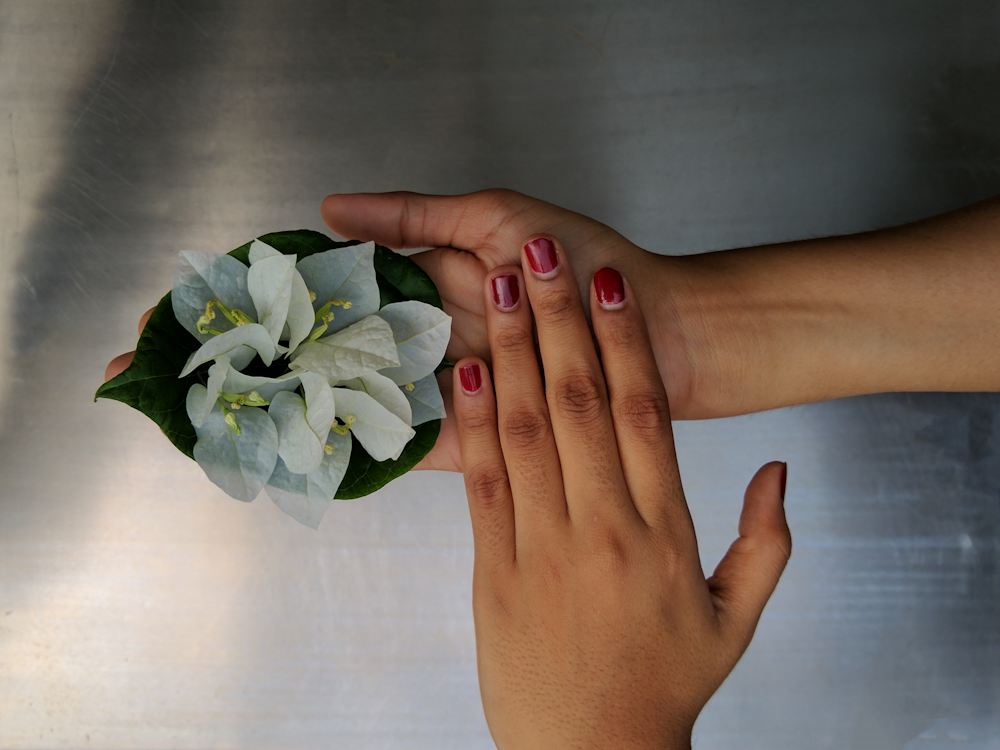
[329,414,356,435]
[217,399,242,435]
[198,300,253,333]
[307,310,337,342]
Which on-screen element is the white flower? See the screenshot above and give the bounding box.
[329,386,415,462]
[186,384,278,503]
[400,372,447,426]
[269,371,337,475]
[176,238,451,528]
[375,301,452,385]
[289,315,399,381]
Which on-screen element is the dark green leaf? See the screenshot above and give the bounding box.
[94,291,204,458]
[334,420,440,499]
[96,230,446,498]
[373,244,443,310]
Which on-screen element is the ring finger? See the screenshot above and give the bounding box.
[484,266,567,547]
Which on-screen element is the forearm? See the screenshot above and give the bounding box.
[653,196,1000,419]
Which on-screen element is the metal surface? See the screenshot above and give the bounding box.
[1,2,998,747]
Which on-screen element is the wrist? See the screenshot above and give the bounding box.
[641,208,1000,420]
[636,241,869,419]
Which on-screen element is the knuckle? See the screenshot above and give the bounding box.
[534,288,578,324]
[552,371,606,424]
[458,406,496,435]
[479,187,519,208]
[491,325,533,354]
[602,319,645,350]
[615,391,671,438]
[769,525,793,564]
[501,409,552,450]
[589,528,632,579]
[467,465,510,506]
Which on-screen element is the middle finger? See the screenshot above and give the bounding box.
[520,235,636,524]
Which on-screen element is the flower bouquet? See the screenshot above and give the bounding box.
[96,230,452,528]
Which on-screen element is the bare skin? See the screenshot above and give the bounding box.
[452,239,789,749]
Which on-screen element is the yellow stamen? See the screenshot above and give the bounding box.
[403,383,415,391]
[224,411,241,435]
[329,414,356,435]
[324,444,335,455]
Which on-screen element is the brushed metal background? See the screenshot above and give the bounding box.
[0,2,997,748]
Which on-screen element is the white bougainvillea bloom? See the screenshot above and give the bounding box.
[269,371,337,475]
[186,384,278,503]
[375,301,452,385]
[187,355,301,430]
[177,239,451,528]
[329,386,415,462]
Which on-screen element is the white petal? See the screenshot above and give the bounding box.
[190,357,230,428]
[294,241,379,331]
[376,301,452,385]
[264,430,352,529]
[291,315,399,382]
[221,368,301,402]
[247,254,296,347]
[248,238,282,264]
[185,385,278,503]
[180,324,277,377]
[342,371,412,426]
[332,387,415,462]
[172,252,256,343]
[300,371,337,441]
[285,269,315,351]
[403,373,447,426]
[268,374,335,476]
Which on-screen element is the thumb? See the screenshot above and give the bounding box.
[707,461,791,649]
[320,189,538,263]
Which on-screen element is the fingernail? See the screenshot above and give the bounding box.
[459,363,482,394]
[594,267,625,309]
[524,237,559,277]
[491,274,520,310]
[780,463,788,502]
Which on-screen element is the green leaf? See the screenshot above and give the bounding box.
[335,419,440,499]
[96,230,447,498]
[373,244,443,310]
[94,290,204,458]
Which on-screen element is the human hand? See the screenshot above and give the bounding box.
[320,189,748,475]
[448,235,791,749]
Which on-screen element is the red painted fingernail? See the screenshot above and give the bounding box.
[524,237,558,277]
[594,267,625,308]
[780,463,788,502]
[459,364,482,394]
[491,274,520,310]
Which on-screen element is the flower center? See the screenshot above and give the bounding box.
[329,414,357,435]
[307,299,354,342]
[219,390,270,410]
[197,300,254,335]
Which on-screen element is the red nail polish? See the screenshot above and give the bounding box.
[524,237,558,276]
[780,463,788,502]
[459,363,482,394]
[491,274,520,310]
[594,267,625,308]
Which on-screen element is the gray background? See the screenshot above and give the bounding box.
[1,1,998,748]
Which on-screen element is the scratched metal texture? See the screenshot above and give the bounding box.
[0,2,998,748]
